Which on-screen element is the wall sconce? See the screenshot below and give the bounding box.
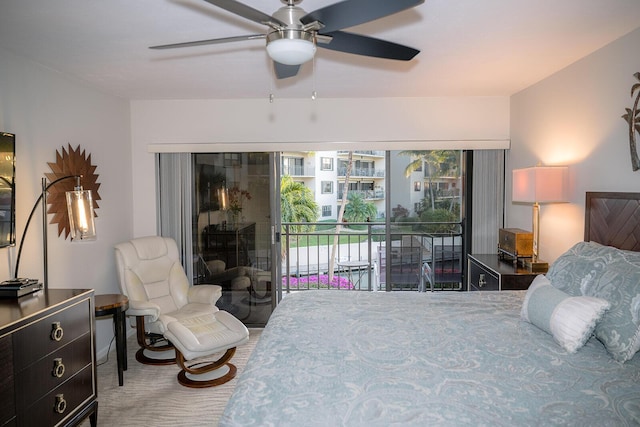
[512,165,568,271]
[10,175,96,291]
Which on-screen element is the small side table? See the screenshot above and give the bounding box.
[468,254,545,291]
[95,294,129,386]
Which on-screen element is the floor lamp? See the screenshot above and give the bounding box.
[10,175,96,290]
[512,165,568,271]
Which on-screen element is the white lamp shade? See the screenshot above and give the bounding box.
[266,38,316,66]
[512,166,569,203]
[66,189,96,240]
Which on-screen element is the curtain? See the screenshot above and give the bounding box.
[471,150,505,253]
[156,153,194,281]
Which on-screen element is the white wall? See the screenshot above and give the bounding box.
[0,47,133,354]
[508,27,640,262]
[131,96,510,236]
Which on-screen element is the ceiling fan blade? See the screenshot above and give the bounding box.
[301,0,424,33]
[150,34,265,50]
[274,62,301,79]
[319,31,419,61]
[202,0,286,28]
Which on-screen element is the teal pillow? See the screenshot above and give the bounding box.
[582,253,640,362]
[521,275,610,353]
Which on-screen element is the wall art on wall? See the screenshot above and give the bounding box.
[622,71,640,171]
[45,144,101,238]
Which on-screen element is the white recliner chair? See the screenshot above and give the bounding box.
[114,236,249,387]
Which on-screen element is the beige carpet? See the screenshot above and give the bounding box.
[79,328,261,427]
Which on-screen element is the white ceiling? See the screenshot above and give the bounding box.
[2,0,640,100]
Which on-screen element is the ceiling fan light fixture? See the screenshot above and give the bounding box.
[266,31,316,65]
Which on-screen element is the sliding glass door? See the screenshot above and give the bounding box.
[192,152,277,327]
[158,148,503,326]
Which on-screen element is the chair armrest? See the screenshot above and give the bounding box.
[127,300,162,322]
[188,284,222,304]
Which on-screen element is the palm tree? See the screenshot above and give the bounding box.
[328,151,353,282]
[280,175,318,233]
[344,192,377,223]
[399,150,459,210]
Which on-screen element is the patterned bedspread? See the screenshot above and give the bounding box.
[221,291,640,426]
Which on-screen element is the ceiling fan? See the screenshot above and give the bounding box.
[150,0,424,79]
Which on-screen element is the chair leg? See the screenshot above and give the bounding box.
[175,347,237,388]
[134,316,176,365]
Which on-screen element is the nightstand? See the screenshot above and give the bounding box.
[467,254,546,291]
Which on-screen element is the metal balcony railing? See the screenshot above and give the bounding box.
[336,190,385,200]
[282,164,316,176]
[337,167,385,178]
[281,221,463,293]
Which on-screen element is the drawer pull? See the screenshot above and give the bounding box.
[479,274,486,288]
[52,358,66,378]
[54,394,67,414]
[51,322,64,342]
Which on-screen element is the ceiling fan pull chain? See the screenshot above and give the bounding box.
[269,61,275,103]
[311,55,317,100]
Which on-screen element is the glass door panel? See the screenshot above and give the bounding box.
[193,152,274,327]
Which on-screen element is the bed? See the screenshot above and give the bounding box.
[221,192,640,426]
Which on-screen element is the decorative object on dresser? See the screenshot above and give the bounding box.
[114,236,250,388]
[0,288,97,427]
[497,227,533,263]
[512,165,568,272]
[467,253,544,291]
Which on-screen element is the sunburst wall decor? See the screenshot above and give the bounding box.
[44,144,101,239]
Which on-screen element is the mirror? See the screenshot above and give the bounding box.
[0,133,15,247]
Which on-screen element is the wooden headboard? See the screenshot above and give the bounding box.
[585,191,640,251]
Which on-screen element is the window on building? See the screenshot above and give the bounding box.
[322,205,332,217]
[414,181,421,191]
[282,157,304,176]
[320,157,333,171]
[321,181,333,194]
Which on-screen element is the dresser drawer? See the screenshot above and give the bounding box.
[0,335,15,426]
[15,332,92,412]
[13,299,91,372]
[468,258,499,291]
[19,364,94,427]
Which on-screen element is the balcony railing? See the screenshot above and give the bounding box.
[336,150,385,157]
[337,167,385,178]
[336,190,385,200]
[281,221,463,293]
[282,164,316,176]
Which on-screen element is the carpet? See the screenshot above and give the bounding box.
[79,328,261,427]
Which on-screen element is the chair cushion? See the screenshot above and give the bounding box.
[164,311,249,360]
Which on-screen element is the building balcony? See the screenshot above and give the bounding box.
[282,165,316,177]
[337,167,385,178]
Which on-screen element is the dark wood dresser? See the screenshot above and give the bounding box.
[0,289,97,427]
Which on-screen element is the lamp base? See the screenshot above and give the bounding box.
[524,260,549,273]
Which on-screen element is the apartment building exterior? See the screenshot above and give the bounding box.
[281,150,461,221]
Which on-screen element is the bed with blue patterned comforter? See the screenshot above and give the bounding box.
[221,290,640,426]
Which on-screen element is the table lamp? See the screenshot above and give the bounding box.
[512,165,568,271]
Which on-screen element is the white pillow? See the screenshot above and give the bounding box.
[521,275,610,353]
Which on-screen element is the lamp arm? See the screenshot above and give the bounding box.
[14,175,80,279]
